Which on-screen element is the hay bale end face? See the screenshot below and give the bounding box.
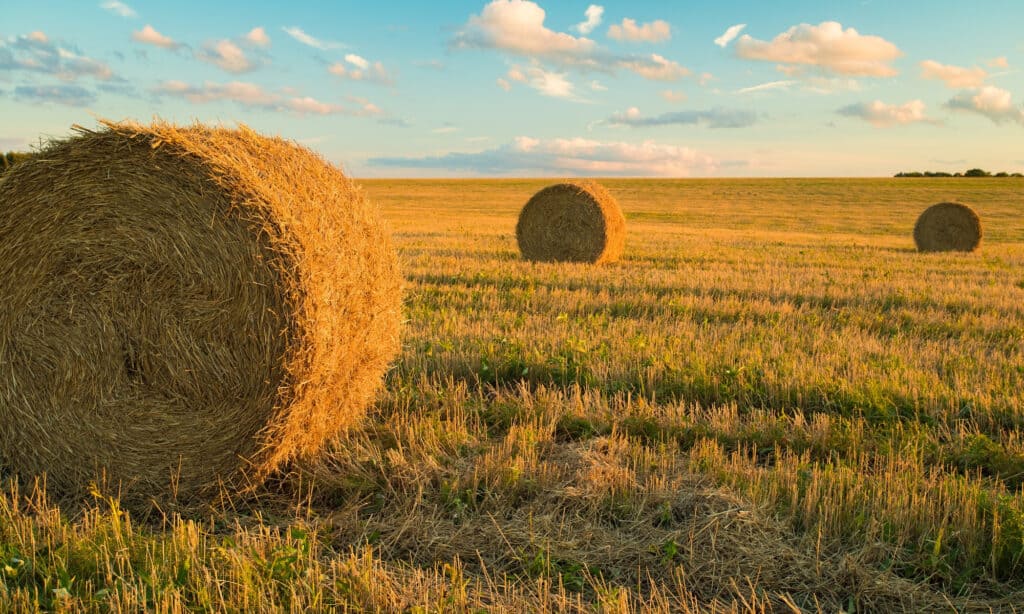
[913,202,982,252]
[0,121,402,507]
[516,180,625,264]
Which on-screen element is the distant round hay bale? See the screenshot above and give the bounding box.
[0,121,402,508]
[516,180,625,264]
[913,202,982,252]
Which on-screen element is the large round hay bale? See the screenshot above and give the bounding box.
[913,202,982,252]
[0,121,402,507]
[516,180,625,264]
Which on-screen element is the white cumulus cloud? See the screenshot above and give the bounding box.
[328,55,393,84]
[574,5,604,35]
[735,21,901,77]
[452,0,597,62]
[502,63,578,99]
[132,25,180,50]
[451,0,688,82]
[946,86,1024,125]
[196,40,253,73]
[837,99,932,127]
[245,27,270,47]
[344,54,369,69]
[608,18,671,43]
[525,66,573,97]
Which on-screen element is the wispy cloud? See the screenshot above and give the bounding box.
[377,117,411,128]
[97,82,138,97]
[196,40,255,73]
[607,18,671,43]
[100,1,135,18]
[737,80,796,94]
[503,63,580,99]
[415,59,445,70]
[617,54,689,80]
[132,25,181,50]
[346,96,383,117]
[574,5,604,35]
[285,97,347,115]
[737,78,857,95]
[328,54,394,84]
[152,80,382,117]
[14,84,96,106]
[920,60,987,89]
[368,136,723,177]
[154,80,277,105]
[714,24,746,48]
[281,26,345,50]
[660,89,686,102]
[0,32,116,81]
[607,106,757,129]
[736,21,901,77]
[837,99,933,126]
[345,54,369,69]
[195,28,272,73]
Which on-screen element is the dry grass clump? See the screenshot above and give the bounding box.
[516,180,625,264]
[0,121,402,509]
[301,427,965,612]
[913,201,982,252]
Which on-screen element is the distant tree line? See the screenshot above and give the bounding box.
[895,168,1023,178]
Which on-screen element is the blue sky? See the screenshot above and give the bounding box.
[1,0,1022,176]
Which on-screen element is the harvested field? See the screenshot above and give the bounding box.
[1,177,1023,612]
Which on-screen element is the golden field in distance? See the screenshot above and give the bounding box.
[2,178,1022,612]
